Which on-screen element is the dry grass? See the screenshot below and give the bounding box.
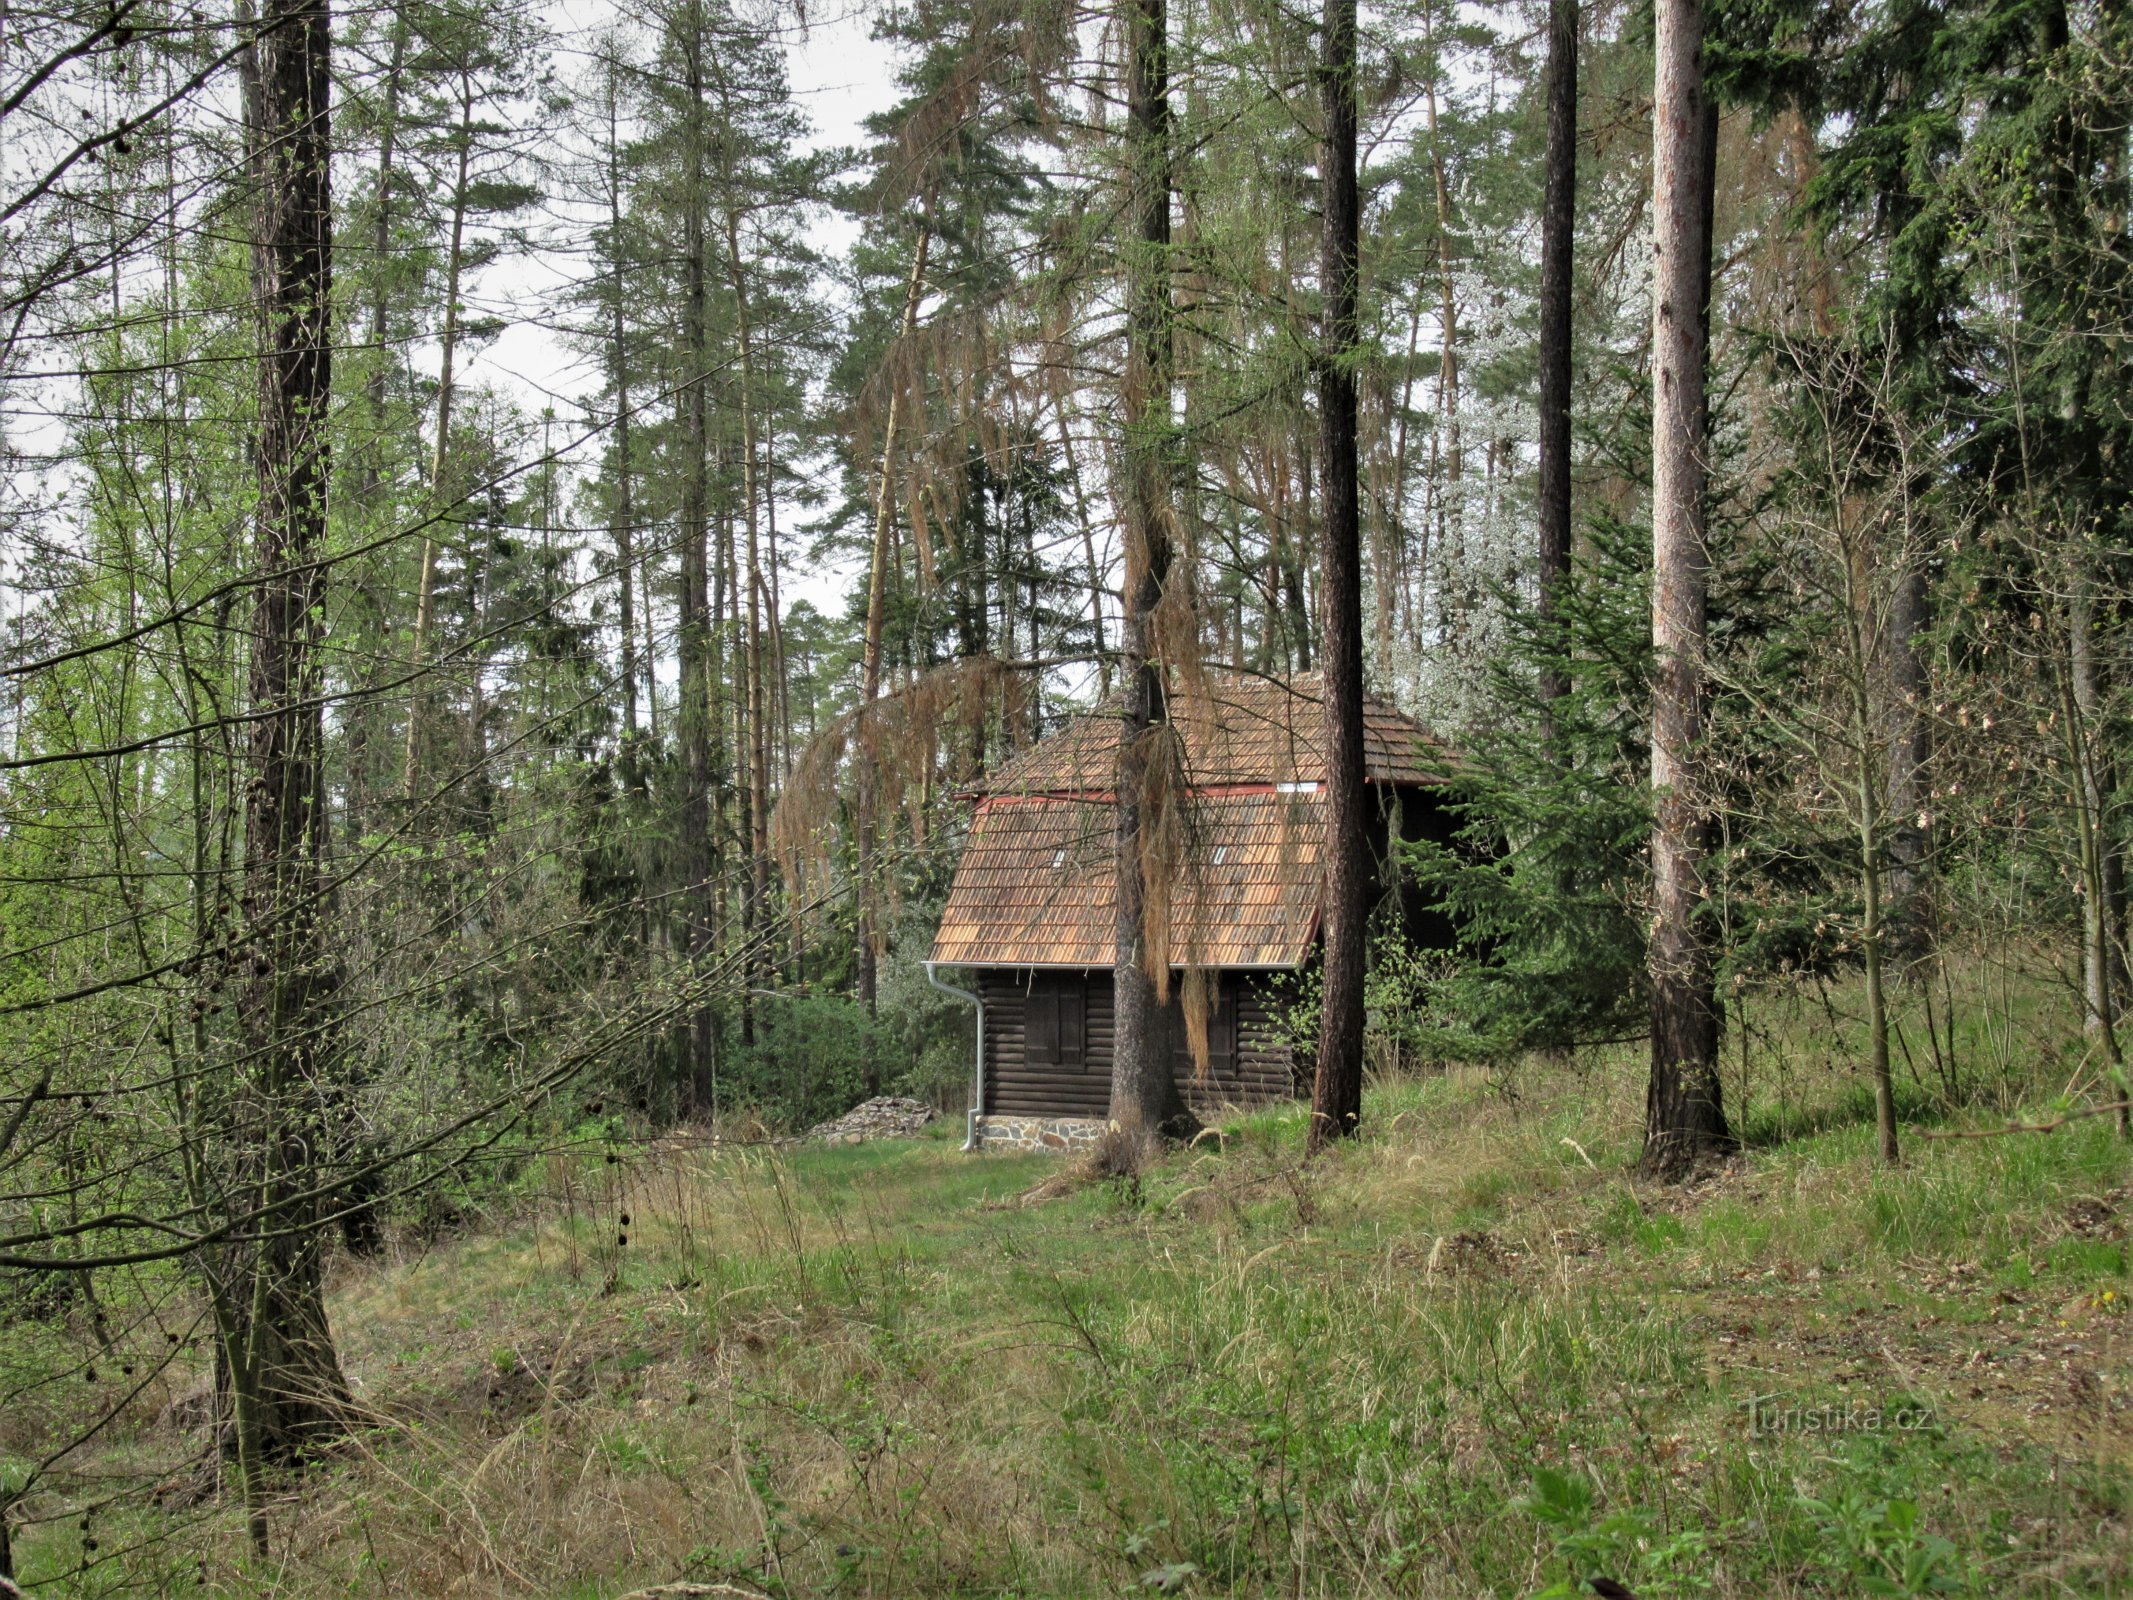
[1077,1121,1162,1181]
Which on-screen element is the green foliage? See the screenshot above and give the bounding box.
[1795,1479,1977,1596]
[1400,513,1654,1056]
[10,0,2133,1576]
[876,927,980,1106]
[1520,1454,1985,1598]
[1520,1467,1714,1597]
[720,996,889,1131]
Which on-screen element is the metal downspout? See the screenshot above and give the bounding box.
[925,962,984,1150]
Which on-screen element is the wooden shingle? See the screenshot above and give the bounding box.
[931,791,1325,969]
[932,675,1443,972]
[974,671,1446,797]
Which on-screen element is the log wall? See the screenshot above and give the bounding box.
[975,968,1300,1118]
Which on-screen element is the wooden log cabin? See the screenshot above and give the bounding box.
[927,673,1453,1150]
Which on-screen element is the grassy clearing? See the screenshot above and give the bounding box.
[14,1029,2133,1597]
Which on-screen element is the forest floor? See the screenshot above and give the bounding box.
[26,1047,2133,1597]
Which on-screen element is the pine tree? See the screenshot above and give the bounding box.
[1309,0,1365,1151]
[226,0,351,1533]
[1110,0,1195,1139]
[1536,0,1578,721]
[1643,0,1732,1178]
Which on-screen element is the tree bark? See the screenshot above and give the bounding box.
[768,435,791,766]
[401,66,474,806]
[226,0,349,1524]
[675,8,717,1116]
[1053,390,1112,694]
[2070,579,2130,1137]
[341,6,407,852]
[1841,529,1901,1163]
[1421,0,1461,593]
[1883,558,1933,965]
[642,537,659,741]
[712,75,770,1040]
[1290,430,1314,671]
[605,61,639,744]
[856,208,932,1023]
[1642,0,1731,1179]
[1110,0,1194,1139]
[1536,0,1578,717]
[1856,722,1900,1163]
[1309,0,1365,1153]
[359,6,406,506]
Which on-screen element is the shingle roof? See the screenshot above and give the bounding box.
[974,671,1445,797]
[930,790,1324,970]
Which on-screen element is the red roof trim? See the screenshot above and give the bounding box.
[977,781,1327,807]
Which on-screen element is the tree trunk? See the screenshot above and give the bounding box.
[675,11,717,1116]
[857,209,932,1023]
[711,450,733,1034]
[765,428,791,775]
[225,0,349,1532]
[1642,0,1731,1179]
[1536,0,1577,717]
[1883,558,1933,966]
[1053,391,1112,694]
[341,5,407,852]
[401,67,474,806]
[606,65,639,744]
[2070,580,2131,1137]
[360,7,406,506]
[642,542,659,741]
[1842,533,1900,1163]
[1290,435,1314,670]
[715,107,770,1038]
[1421,0,1461,587]
[1110,0,1194,1139]
[1309,0,1365,1153]
[1857,731,1900,1163]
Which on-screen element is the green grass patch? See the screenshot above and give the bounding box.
[10,1011,2132,1598]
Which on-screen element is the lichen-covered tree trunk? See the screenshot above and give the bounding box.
[1642,0,1732,1179]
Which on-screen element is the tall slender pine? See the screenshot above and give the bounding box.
[1110,0,1194,1138]
[1309,0,1365,1151]
[1643,0,1731,1177]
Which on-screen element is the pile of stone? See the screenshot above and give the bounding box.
[806,1096,940,1144]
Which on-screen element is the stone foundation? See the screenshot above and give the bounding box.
[973,1114,1107,1153]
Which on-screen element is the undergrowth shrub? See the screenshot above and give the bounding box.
[721,994,888,1129]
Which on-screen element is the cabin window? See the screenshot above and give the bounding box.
[1170,978,1237,1079]
[1026,973,1087,1068]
